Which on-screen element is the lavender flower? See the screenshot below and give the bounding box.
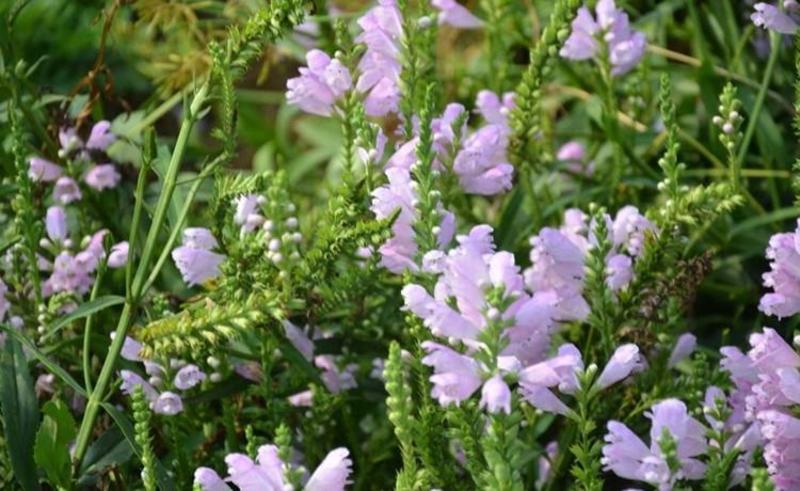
[287,50,352,116]
[153,392,184,415]
[107,241,129,268]
[752,2,799,34]
[453,124,514,195]
[84,164,121,190]
[560,0,646,76]
[355,0,403,116]
[46,206,68,243]
[316,355,358,394]
[667,333,697,369]
[557,140,594,176]
[421,341,483,407]
[758,410,800,489]
[59,127,82,155]
[432,0,483,28]
[595,343,644,390]
[28,157,63,182]
[195,444,352,491]
[53,176,82,204]
[602,399,707,489]
[194,468,230,491]
[171,228,225,286]
[525,226,590,321]
[518,343,584,415]
[233,194,265,234]
[85,120,116,151]
[43,251,95,297]
[174,364,206,390]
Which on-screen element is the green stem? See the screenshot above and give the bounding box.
[141,158,221,293]
[72,82,209,468]
[735,31,780,191]
[82,264,105,392]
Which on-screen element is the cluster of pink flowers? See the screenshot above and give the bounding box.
[525,206,656,321]
[402,225,645,414]
[286,50,352,117]
[38,206,127,297]
[355,0,403,117]
[452,91,515,195]
[195,443,352,491]
[117,335,208,416]
[720,328,800,489]
[560,0,647,76]
[602,399,708,489]
[28,120,121,203]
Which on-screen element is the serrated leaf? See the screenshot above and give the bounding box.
[34,399,76,488]
[0,338,41,491]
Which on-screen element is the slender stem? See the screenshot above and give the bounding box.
[647,44,792,111]
[735,31,781,190]
[72,81,209,467]
[82,264,106,392]
[130,86,192,135]
[72,301,133,467]
[141,160,220,293]
[126,151,151,297]
[131,82,209,297]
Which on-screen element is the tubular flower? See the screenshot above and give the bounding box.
[171,228,226,286]
[752,2,799,34]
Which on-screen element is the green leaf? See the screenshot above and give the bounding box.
[0,338,41,491]
[43,295,125,342]
[33,399,76,489]
[1,325,86,397]
[77,426,134,486]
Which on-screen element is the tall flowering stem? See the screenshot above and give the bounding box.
[72,0,306,467]
[72,80,211,467]
[583,207,616,359]
[9,101,44,306]
[736,28,781,186]
[509,0,581,225]
[411,85,445,260]
[384,342,420,490]
[569,367,602,491]
[132,385,157,491]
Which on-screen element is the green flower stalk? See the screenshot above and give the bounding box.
[132,385,157,491]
